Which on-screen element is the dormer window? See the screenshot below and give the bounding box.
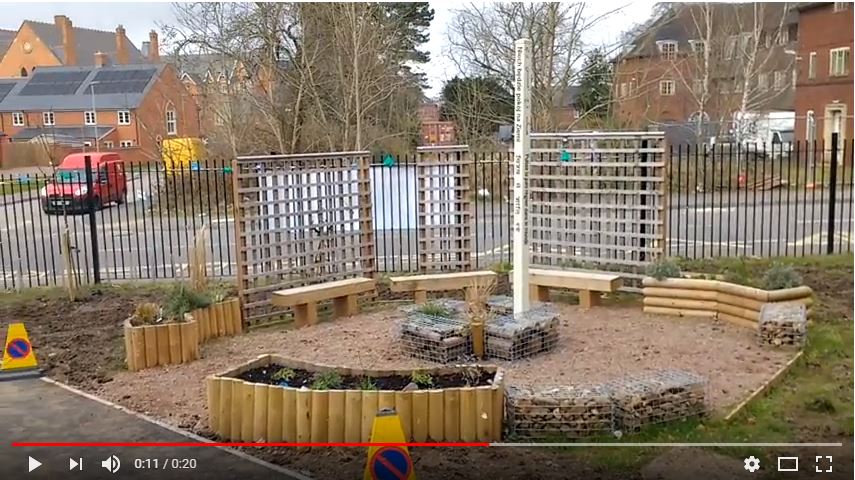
[689,40,706,55]
[657,40,678,60]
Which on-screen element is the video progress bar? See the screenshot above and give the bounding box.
[491,443,844,447]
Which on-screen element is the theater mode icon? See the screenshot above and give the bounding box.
[777,456,799,472]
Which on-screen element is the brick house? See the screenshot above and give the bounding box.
[613,3,798,135]
[0,62,199,163]
[793,2,854,146]
[0,15,152,77]
[418,102,457,146]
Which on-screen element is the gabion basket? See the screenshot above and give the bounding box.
[506,384,615,439]
[605,369,708,433]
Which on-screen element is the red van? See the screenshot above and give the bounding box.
[41,152,128,214]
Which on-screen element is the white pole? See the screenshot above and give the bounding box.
[512,38,532,315]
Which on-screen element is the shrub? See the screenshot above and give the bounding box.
[271,368,295,383]
[310,371,343,390]
[762,263,802,290]
[130,302,161,326]
[162,284,212,321]
[358,376,378,391]
[645,258,682,280]
[410,370,434,388]
[417,302,453,318]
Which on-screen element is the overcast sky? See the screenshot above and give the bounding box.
[1,1,657,97]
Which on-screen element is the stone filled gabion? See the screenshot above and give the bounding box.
[400,299,471,363]
[506,384,615,439]
[758,302,807,348]
[485,296,560,361]
[605,369,708,433]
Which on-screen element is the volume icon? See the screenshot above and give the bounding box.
[101,455,120,473]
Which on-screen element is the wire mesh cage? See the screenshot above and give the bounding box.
[506,384,615,439]
[758,302,807,347]
[399,299,472,363]
[485,297,560,361]
[605,369,708,433]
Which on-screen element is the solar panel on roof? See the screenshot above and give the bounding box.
[19,70,90,96]
[0,83,15,102]
[91,68,156,94]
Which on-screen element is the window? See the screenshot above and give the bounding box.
[764,30,773,49]
[84,111,96,125]
[689,40,705,55]
[12,112,24,126]
[808,52,817,79]
[117,110,131,125]
[834,2,849,12]
[830,47,850,76]
[792,68,797,87]
[776,28,788,45]
[774,70,785,90]
[619,82,628,98]
[165,109,177,135]
[758,73,769,91]
[659,80,675,96]
[657,40,678,60]
[104,141,114,149]
[42,111,54,126]
[725,35,738,60]
[119,140,134,148]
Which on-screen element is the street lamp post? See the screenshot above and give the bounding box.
[89,81,100,152]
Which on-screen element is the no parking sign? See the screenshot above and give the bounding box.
[368,446,413,480]
[363,408,416,480]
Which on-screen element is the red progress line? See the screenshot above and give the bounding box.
[12,442,489,448]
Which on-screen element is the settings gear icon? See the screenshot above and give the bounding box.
[744,456,761,473]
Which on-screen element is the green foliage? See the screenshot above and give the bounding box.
[380,3,435,64]
[271,368,295,383]
[162,283,212,321]
[440,76,513,144]
[310,371,343,390]
[416,302,453,318]
[491,261,513,273]
[762,263,803,290]
[131,302,161,326]
[575,48,613,119]
[358,376,378,391]
[410,370,434,388]
[723,262,752,286]
[645,258,682,280]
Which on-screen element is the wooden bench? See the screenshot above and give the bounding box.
[529,269,622,309]
[271,277,375,327]
[389,271,497,304]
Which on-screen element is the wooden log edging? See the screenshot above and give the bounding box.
[206,354,506,442]
[641,278,813,329]
[124,299,243,371]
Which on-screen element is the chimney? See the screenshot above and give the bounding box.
[115,24,128,64]
[94,51,109,68]
[54,15,77,65]
[141,41,150,58]
[148,30,160,63]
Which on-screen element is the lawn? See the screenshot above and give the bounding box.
[0,177,46,197]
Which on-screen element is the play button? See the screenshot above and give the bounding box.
[28,456,41,472]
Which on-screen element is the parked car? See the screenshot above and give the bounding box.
[40,152,127,214]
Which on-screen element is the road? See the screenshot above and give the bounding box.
[0,172,852,289]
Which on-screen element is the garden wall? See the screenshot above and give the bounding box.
[206,354,505,443]
[641,278,813,329]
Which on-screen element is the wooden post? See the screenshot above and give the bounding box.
[310,390,329,443]
[296,389,312,443]
[475,387,492,441]
[283,388,297,442]
[143,326,158,368]
[443,389,460,442]
[130,327,146,371]
[411,391,428,442]
[240,382,255,442]
[218,379,233,439]
[207,377,220,435]
[395,391,412,441]
[491,385,503,440]
[459,387,476,442]
[155,326,170,366]
[167,323,182,364]
[344,390,362,442]
[413,290,427,304]
[361,391,379,442]
[215,302,226,337]
[253,384,269,441]
[333,295,358,318]
[180,322,196,363]
[378,391,395,412]
[579,290,599,309]
[428,390,444,441]
[123,326,136,371]
[512,38,532,316]
[267,386,283,442]
[223,302,234,336]
[327,391,345,442]
[230,379,242,440]
[530,285,549,302]
[294,303,318,327]
[231,299,243,334]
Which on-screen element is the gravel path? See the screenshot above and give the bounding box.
[92,303,793,433]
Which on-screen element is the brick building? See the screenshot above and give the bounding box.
[0,15,152,77]
[418,102,457,146]
[614,3,798,133]
[793,2,854,145]
[0,62,199,163]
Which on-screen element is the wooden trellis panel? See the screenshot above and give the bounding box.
[528,132,666,288]
[232,151,375,326]
[416,146,472,272]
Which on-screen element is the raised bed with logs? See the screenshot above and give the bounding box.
[206,354,506,443]
[641,277,813,329]
[124,298,243,371]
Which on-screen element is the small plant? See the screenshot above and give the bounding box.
[722,262,752,286]
[131,302,161,326]
[645,258,682,280]
[410,370,434,388]
[271,367,295,383]
[417,302,453,318]
[358,376,378,391]
[491,261,512,273]
[310,371,343,390]
[762,263,802,290]
[162,283,212,321]
[460,365,484,387]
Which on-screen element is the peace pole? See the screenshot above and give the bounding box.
[512,38,532,315]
